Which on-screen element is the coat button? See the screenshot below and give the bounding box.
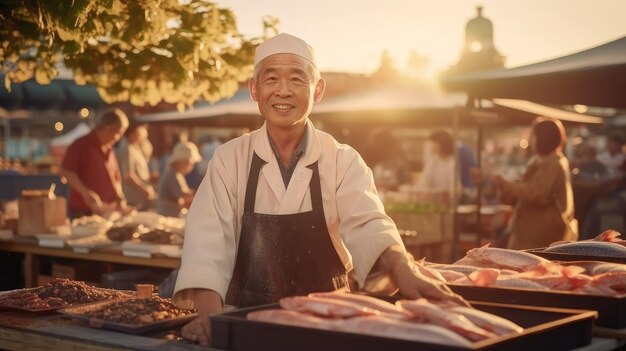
[298,172,306,181]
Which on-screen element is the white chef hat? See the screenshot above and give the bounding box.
[254,33,317,69]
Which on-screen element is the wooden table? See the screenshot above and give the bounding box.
[0,237,180,287]
[0,310,216,351]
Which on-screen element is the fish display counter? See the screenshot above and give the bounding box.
[210,292,596,351]
[423,231,626,330]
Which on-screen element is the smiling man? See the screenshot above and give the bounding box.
[173,33,466,345]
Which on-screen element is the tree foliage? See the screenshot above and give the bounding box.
[0,0,277,110]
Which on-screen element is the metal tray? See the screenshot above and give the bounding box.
[525,247,626,264]
[210,301,596,351]
[450,284,626,329]
[58,298,197,334]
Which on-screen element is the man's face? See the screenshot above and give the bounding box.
[101,122,125,147]
[249,54,325,130]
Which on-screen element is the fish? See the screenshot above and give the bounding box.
[435,269,467,282]
[339,315,475,347]
[543,241,626,258]
[397,299,497,341]
[247,309,338,330]
[308,292,411,319]
[559,261,626,275]
[279,296,378,318]
[446,306,523,336]
[550,230,626,247]
[466,244,550,272]
[593,272,626,293]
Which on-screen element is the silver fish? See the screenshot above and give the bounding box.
[543,241,626,258]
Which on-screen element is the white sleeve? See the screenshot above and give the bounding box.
[335,149,404,288]
[172,153,238,308]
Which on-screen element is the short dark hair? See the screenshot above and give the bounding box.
[532,119,566,156]
[98,108,129,128]
[429,130,455,156]
[125,120,147,136]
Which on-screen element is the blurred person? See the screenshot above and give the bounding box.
[598,135,625,178]
[571,143,607,239]
[457,141,478,204]
[475,118,577,249]
[60,108,130,218]
[157,141,201,217]
[174,33,466,346]
[117,121,155,210]
[413,130,457,205]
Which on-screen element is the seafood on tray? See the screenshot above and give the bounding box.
[247,291,523,347]
[424,231,626,296]
[543,230,626,258]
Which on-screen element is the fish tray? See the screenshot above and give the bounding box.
[525,247,626,264]
[450,284,626,329]
[210,301,595,351]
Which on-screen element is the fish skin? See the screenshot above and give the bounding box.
[593,272,626,292]
[559,261,626,275]
[543,241,626,258]
[466,244,550,272]
[279,296,378,318]
[247,309,338,330]
[308,292,411,319]
[339,315,475,347]
[491,277,551,290]
[447,306,524,335]
[397,298,497,341]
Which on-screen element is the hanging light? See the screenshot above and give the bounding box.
[519,139,529,149]
[54,122,64,132]
[79,108,90,118]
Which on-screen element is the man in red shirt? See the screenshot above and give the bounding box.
[61,108,130,218]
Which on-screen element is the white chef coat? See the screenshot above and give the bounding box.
[173,119,404,308]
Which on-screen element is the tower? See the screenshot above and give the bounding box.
[447,6,505,75]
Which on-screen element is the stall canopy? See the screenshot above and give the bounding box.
[0,75,105,111]
[441,35,626,108]
[137,81,600,128]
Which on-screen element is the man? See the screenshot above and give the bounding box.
[60,108,129,218]
[174,33,465,345]
[117,122,155,210]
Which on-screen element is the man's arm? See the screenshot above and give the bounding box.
[180,289,223,346]
[124,171,155,199]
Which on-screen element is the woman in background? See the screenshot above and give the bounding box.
[414,130,457,206]
[157,141,201,217]
[486,118,576,249]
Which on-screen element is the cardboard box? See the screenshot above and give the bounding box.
[17,196,67,236]
[52,263,77,279]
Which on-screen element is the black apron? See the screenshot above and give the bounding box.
[225,153,348,307]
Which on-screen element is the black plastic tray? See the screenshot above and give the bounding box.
[210,301,595,351]
[450,284,626,329]
[59,298,197,334]
[525,247,626,264]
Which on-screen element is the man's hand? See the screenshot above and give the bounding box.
[84,190,104,213]
[181,314,212,345]
[180,289,223,345]
[379,245,470,306]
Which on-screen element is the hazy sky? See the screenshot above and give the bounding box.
[216,0,626,78]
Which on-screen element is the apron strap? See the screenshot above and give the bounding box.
[307,162,323,211]
[244,153,267,212]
